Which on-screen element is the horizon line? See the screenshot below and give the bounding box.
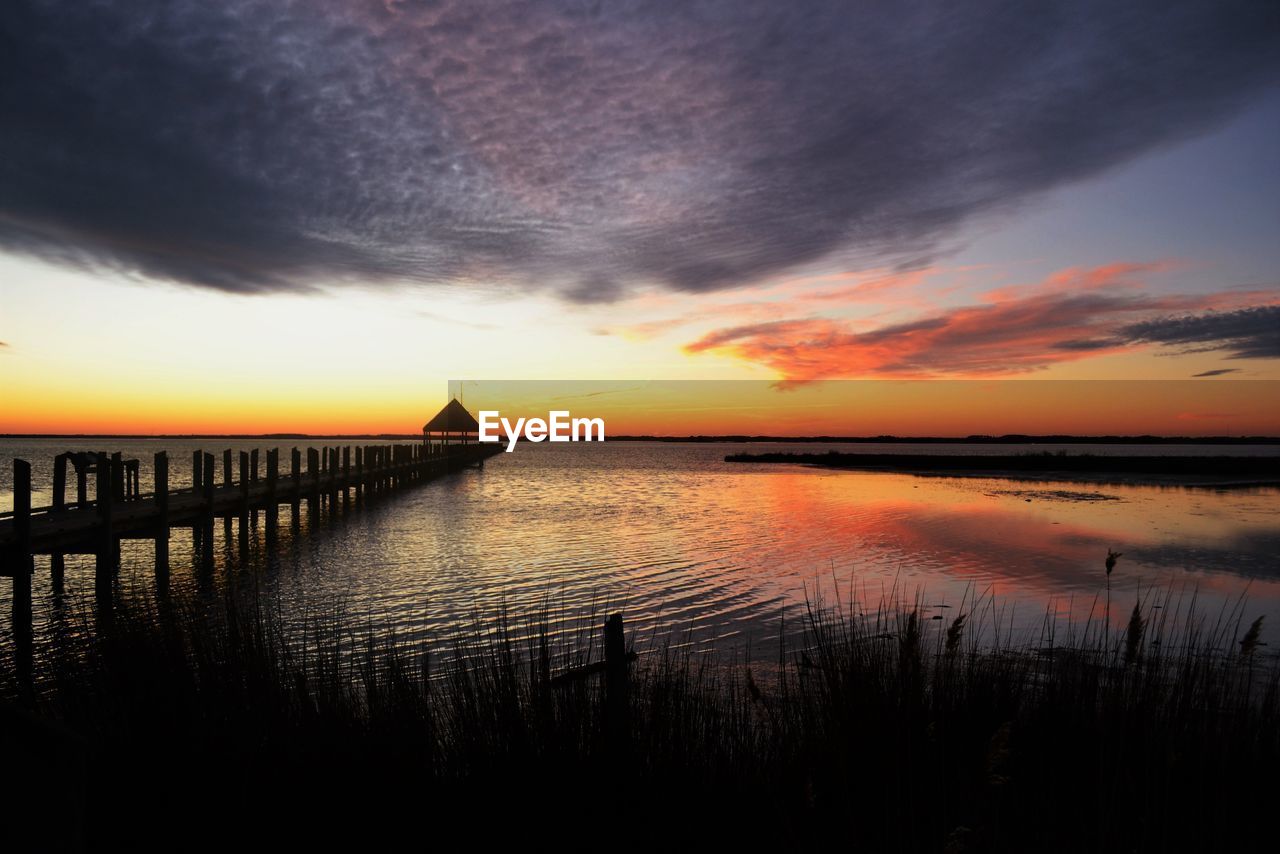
[3,433,1279,444]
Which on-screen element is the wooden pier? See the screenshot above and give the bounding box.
[1,442,502,688]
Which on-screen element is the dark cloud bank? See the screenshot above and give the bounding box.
[1,0,1278,301]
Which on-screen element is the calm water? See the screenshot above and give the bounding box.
[2,439,1279,668]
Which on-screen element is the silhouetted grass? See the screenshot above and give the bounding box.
[2,583,1276,852]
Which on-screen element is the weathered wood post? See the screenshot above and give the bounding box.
[12,459,34,695]
[342,446,351,504]
[192,450,204,551]
[290,447,301,527]
[238,451,251,556]
[265,448,279,537]
[604,612,630,755]
[223,449,233,538]
[318,447,327,510]
[53,454,67,509]
[307,447,320,516]
[154,451,169,591]
[330,447,339,504]
[250,448,260,525]
[355,446,364,500]
[96,452,114,615]
[201,452,215,568]
[51,454,66,591]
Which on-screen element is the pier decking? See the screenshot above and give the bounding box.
[1,441,503,689]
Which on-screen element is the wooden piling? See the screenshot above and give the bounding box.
[51,454,66,589]
[154,451,169,589]
[291,447,301,527]
[53,454,67,511]
[265,448,279,536]
[239,451,250,556]
[95,451,114,613]
[12,459,34,694]
[222,449,233,537]
[604,612,630,753]
[201,452,215,568]
[307,448,320,518]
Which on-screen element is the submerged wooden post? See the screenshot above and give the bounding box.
[53,454,67,510]
[290,447,301,527]
[265,448,279,534]
[355,446,364,500]
[13,459,34,695]
[201,452,215,568]
[154,451,169,590]
[306,447,319,519]
[604,613,630,754]
[342,446,351,503]
[238,451,250,556]
[95,452,114,614]
[51,454,66,589]
[223,449,233,538]
[250,448,260,525]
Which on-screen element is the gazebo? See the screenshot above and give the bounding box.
[423,398,480,448]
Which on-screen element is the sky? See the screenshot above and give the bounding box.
[1,0,1278,435]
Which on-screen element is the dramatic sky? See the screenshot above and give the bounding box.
[2,0,1278,433]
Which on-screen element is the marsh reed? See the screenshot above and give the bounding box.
[1,578,1275,851]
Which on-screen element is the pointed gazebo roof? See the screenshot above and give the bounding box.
[422,398,480,434]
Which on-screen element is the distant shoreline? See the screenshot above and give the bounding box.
[724,450,1280,487]
[4,433,1280,444]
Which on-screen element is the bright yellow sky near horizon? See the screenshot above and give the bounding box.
[3,248,1278,436]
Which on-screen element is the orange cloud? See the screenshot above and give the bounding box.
[683,263,1279,379]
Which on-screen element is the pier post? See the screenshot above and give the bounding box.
[342,446,351,504]
[604,612,631,755]
[96,452,114,615]
[307,447,319,518]
[265,449,279,534]
[291,448,301,527]
[239,451,251,556]
[201,452,215,568]
[53,454,67,509]
[154,451,169,591]
[223,449,233,538]
[308,447,319,493]
[192,450,203,551]
[250,448,260,526]
[355,446,364,500]
[13,459,34,695]
[51,454,66,590]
